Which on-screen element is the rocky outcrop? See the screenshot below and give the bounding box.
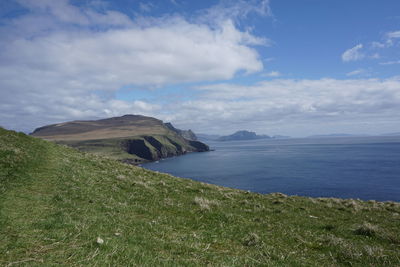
[164,122,198,141]
[188,140,209,152]
[122,139,153,160]
[181,130,197,141]
[166,137,185,153]
[143,136,185,158]
[143,136,166,158]
[121,135,209,163]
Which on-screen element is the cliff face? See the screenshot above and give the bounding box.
[164,122,198,141]
[188,140,209,152]
[122,136,182,161]
[31,114,209,164]
[123,139,154,160]
[121,135,210,163]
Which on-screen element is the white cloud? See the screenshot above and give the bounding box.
[3,1,399,136]
[371,41,386,48]
[1,8,264,86]
[263,71,281,77]
[1,19,263,87]
[346,69,366,77]
[14,0,133,27]
[379,60,400,65]
[369,30,400,49]
[0,0,267,132]
[199,0,272,25]
[341,44,365,62]
[362,30,400,65]
[386,31,400,39]
[370,53,380,59]
[0,91,162,133]
[139,2,154,12]
[166,77,400,135]
[2,74,400,136]
[377,30,400,48]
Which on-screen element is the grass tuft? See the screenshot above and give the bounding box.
[354,222,379,237]
[242,233,262,247]
[193,197,219,210]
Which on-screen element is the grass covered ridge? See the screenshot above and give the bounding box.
[56,133,195,163]
[1,128,399,266]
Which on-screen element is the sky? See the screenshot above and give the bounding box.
[0,0,400,137]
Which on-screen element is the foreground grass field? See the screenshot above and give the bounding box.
[1,128,399,266]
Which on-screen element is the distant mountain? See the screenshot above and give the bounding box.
[271,135,291,139]
[307,133,370,138]
[218,130,271,141]
[31,114,209,163]
[380,132,400,137]
[196,133,221,141]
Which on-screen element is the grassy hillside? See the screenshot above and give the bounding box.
[57,133,207,163]
[1,128,399,266]
[31,115,209,163]
[30,115,169,141]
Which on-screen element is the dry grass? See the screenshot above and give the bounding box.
[193,196,219,210]
[31,116,168,141]
[242,233,262,247]
[354,222,380,237]
[37,126,168,141]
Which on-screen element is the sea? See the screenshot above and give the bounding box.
[143,136,400,202]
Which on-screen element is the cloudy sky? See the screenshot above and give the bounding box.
[1,0,400,137]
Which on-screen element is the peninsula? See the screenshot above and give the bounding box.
[31,114,209,164]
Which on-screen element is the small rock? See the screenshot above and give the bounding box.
[96,237,104,245]
[114,232,121,236]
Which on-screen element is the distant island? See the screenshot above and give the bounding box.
[307,133,370,138]
[380,132,400,137]
[307,133,400,138]
[218,130,271,141]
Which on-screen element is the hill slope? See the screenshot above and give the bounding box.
[31,115,208,163]
[1,128,399,266]
[31,114,172,141]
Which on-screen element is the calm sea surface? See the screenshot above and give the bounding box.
[143,136,400,202]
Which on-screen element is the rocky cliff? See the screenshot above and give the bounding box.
[164,122,198,141]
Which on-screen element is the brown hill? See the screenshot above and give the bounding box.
[31,114,208,163]
[31,114,171,141]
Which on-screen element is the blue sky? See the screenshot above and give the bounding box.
[0,0,400,136]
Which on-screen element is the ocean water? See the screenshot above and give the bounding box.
[143,136,400,202]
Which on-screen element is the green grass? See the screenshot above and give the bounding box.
[1,127,400,266]
[57,134,201,163]
[57,138,140,161]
